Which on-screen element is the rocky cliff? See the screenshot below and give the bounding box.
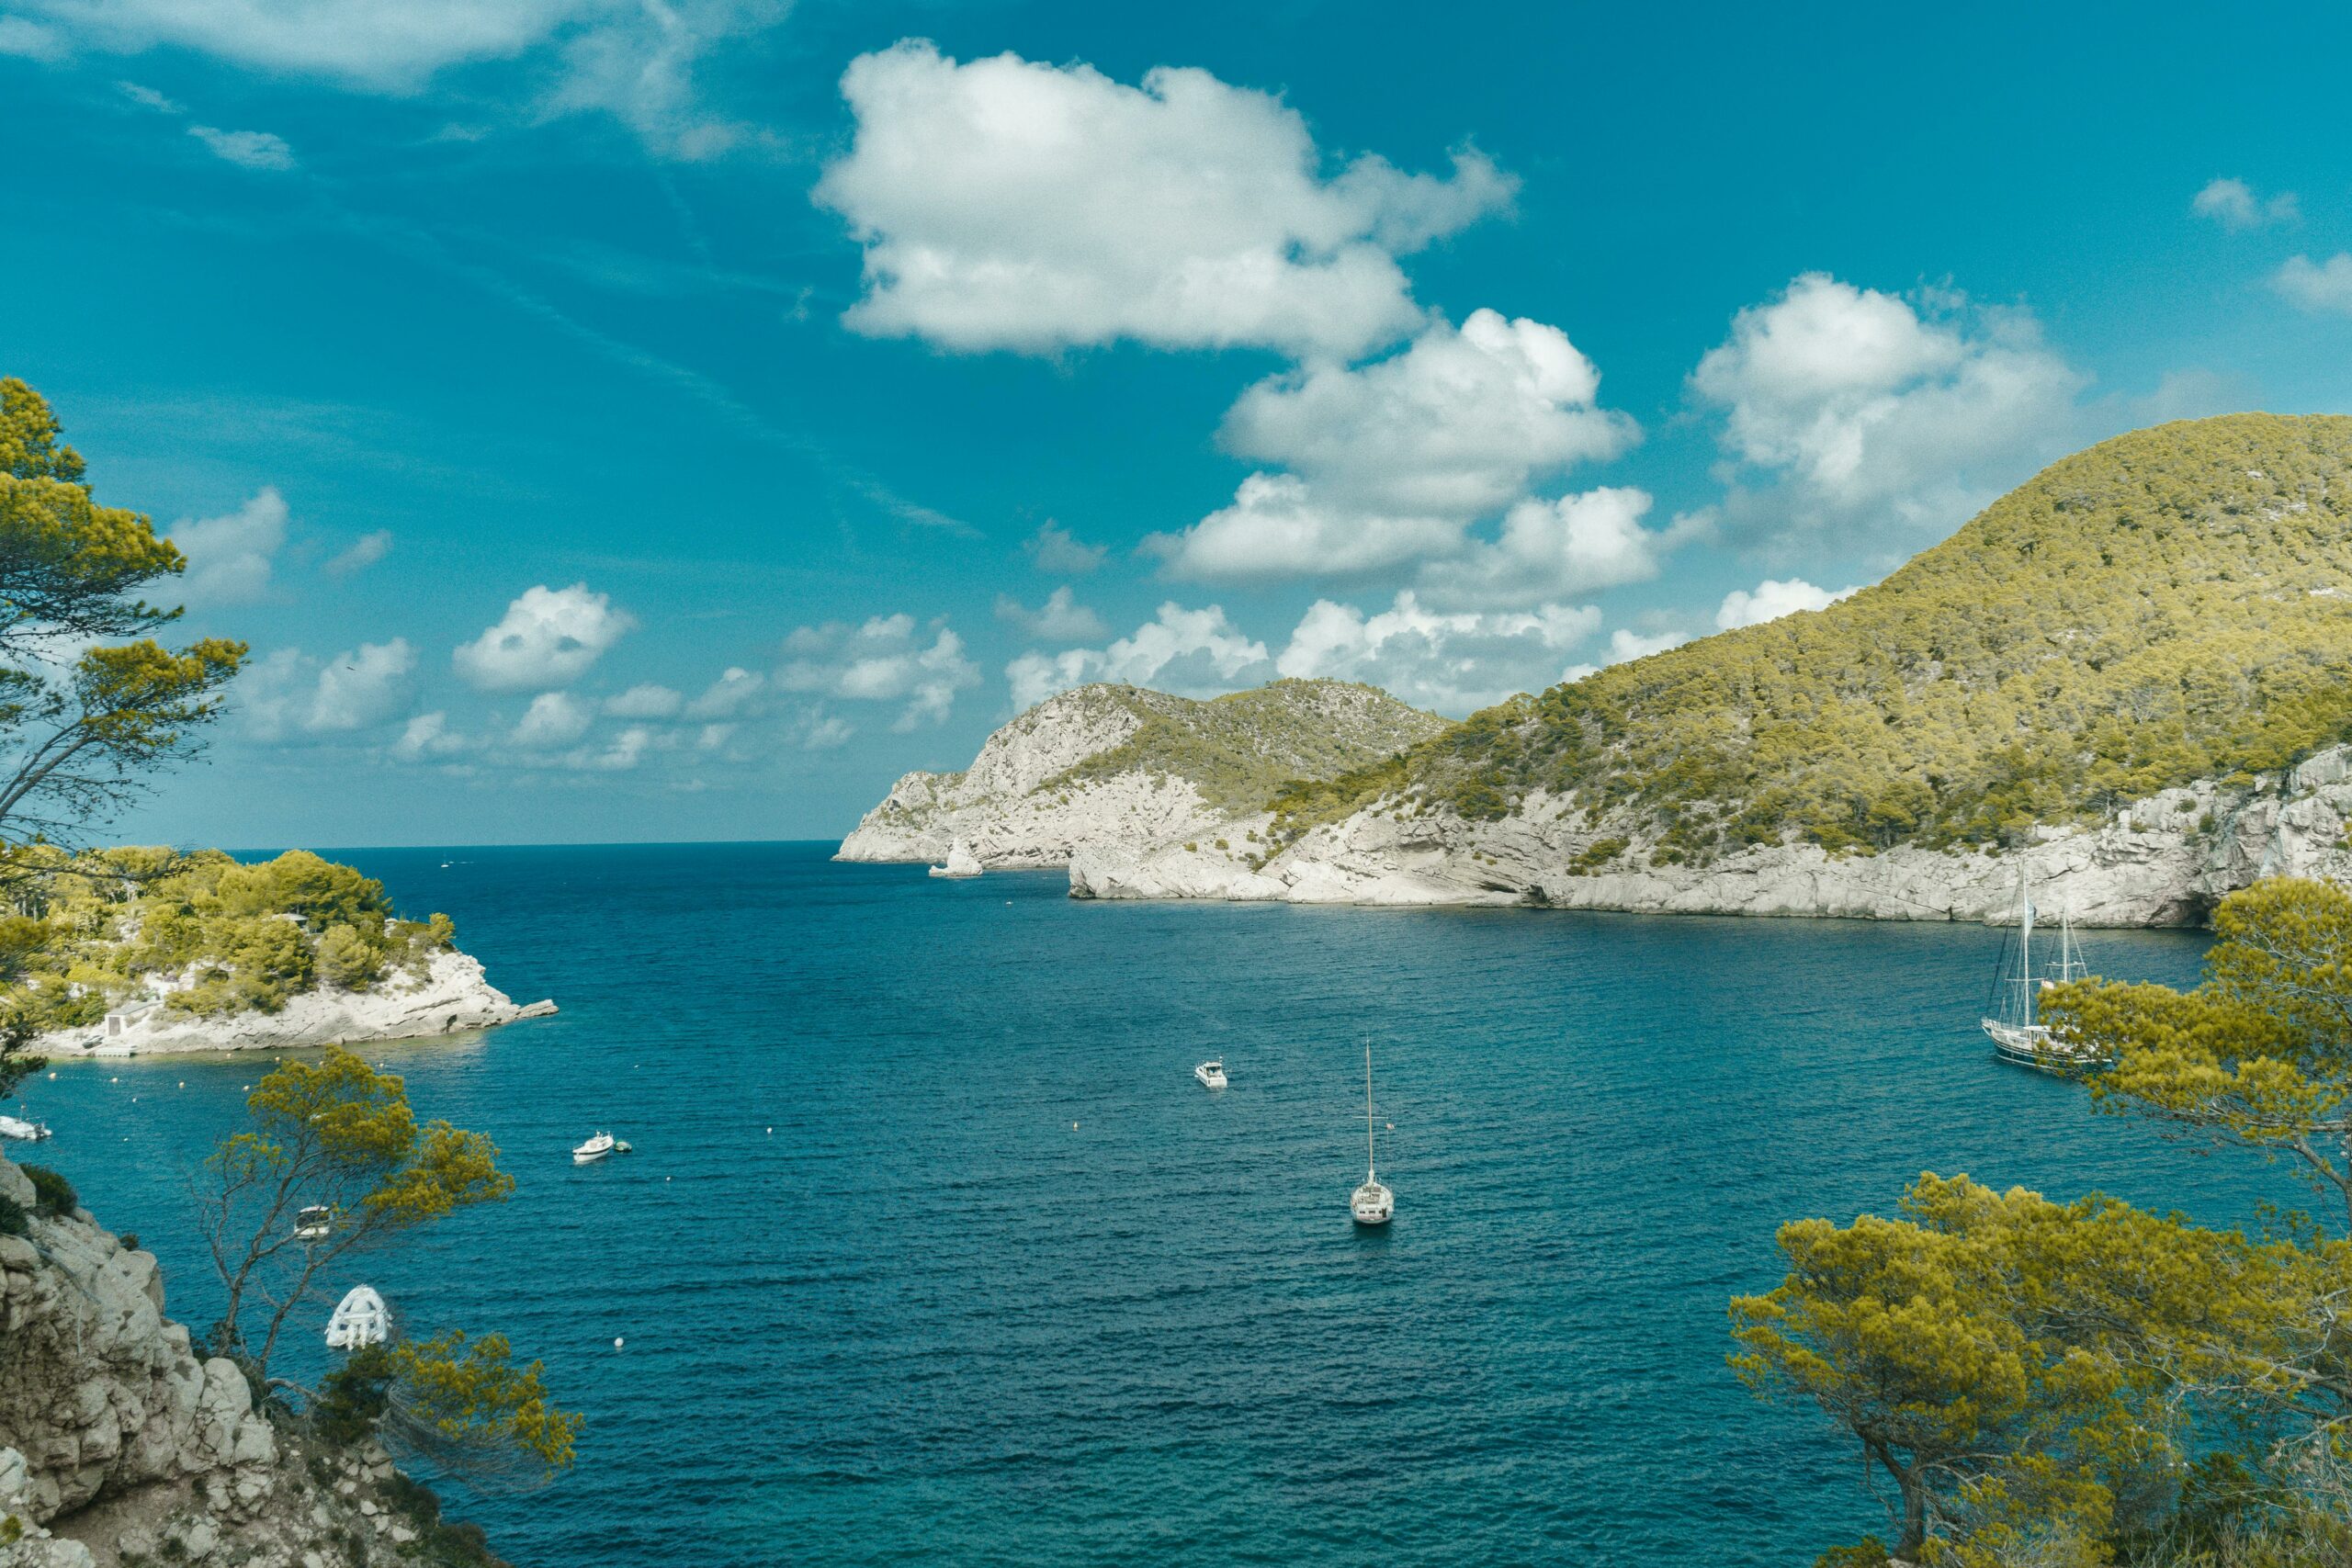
[0,1156,500,1567]
[28,951,557,1061]
[838,679,1451,866]
[1069,742,2352,924]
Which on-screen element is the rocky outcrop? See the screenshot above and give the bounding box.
[29,949,558,1059]
[1070,745,2352,926]
[0,1156,498,1567]
[838,679,1449,868]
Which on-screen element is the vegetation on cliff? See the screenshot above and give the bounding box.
[0,846,459,1031]
[1278,414,2352,860]
[1737,878,2352,1565]
[1046,678,1452,815]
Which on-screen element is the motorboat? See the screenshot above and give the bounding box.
[1194,1060,1227,1089]
[324,1284,390,1350]
[1351,1043,1394,1225]
[0,1114,51,1141]
[573,1132,616,1164]
[294,1205,334,1241]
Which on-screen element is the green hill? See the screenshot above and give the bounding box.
[1274,413,2352,859]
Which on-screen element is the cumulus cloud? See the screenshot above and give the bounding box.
[812,40,1512,357]
[453,583,634,692]
[391,710,462,762]
[1417,488,1666,612]
[188,125,295,170]
[170,488,288,605]
[684,666,763,718]
[1714,577,1860,630]
[242,638,415,741]
[1025,522,1107,576]
[0,17,63,58]
[2273,254,2352,315]
[995,585,1109,643]
[779,614,980,730]
[512,692,594,750]
[1689,273,2086,551]
[1151,310,1641,590]
[1274,592,1599,716]
[1005,603,1271,710]
[2192,177,2299,231]
[797,710,854,750]
[324,529,392,576]
[605,682,684,719]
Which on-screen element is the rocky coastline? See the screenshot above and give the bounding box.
[0,1154,498,1567]
[28,950,557,1061]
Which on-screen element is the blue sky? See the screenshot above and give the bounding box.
[6,0,2352,847]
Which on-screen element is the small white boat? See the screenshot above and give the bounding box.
[1194,1060,1227,1090]
[294,1205,334,1241]
[1982,869,2106,1074]
[0,1114,51,1141]
[1351,1043,1394,1225]
[573,1132,616,1164]
[927,840,982,878]
[324,1284,390,1350]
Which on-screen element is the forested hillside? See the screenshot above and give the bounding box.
[1277,414,2352,859]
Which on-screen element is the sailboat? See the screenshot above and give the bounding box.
[1981,867,2104,1072]
[1350,1043,1394,1225]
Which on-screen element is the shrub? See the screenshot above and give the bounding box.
[119,1231,139,1251]
[312,1343,396,1448]
[0,1191,26,1236]
[21,1163,75,1218]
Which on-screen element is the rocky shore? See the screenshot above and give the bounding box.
[0,1155,497,1567]
[28,950,557,1060]
[1069,744,2352,925]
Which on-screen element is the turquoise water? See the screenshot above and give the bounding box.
[13,843,2278,1565]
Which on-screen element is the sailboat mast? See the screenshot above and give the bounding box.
[1365,1043,1377,1179]
[2018,866,2035,1021]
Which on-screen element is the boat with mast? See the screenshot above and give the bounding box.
[1350,1043,1393,1225]
[1981,867,2102,1072]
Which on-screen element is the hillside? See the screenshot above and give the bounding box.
[1071,414,2352,920]
[836,678,1452,866]
[8,847,554,1055]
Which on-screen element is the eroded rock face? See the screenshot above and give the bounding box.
[28,948,559,1059]
[0,1156,497,1567]
[1070,745,2352,926]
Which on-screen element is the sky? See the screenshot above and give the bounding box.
[6,0,2352,848]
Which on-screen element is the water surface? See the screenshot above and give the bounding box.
[16,843,2273,1565]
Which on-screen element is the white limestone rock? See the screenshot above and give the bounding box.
[28,948,558,1058]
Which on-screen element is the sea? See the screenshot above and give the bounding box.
[11,841,2288,1566]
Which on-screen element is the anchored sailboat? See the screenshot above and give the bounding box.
[1351,1043,1393,1225]
[1981,868,2104,1072]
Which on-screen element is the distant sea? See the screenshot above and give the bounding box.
[16,842,2286,1566]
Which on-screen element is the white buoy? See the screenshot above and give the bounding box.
[613,1337,625,1351]
[765,1127,772,1134]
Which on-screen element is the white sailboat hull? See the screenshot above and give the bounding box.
[1983,1019,2106,1073]
[1351,1179,1393,1224]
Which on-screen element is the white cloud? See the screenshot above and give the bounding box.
[798,711,854,750]
[512,691,594,750]
[1274,592,1599,716]
[1151,310,1642,591]
[453,583,634,692]
[242,638,415,741]
[1714,577,1860,630]
[1025,522,1106,576]
[0,17,63,59]
[1605,627,1685,662]
[1005,603,1271,710]
[1417,487,1665,611]
[575,723,653,771]
[684,666,763,717]
[605,682,684,718]
[812,39,1512,357]
[2191,177,2299,231]
[1689,273,2086,550]
[188,125,295,170]
[2273,254,2352,316]
[779,614,980,730]
[19,0,767,157]
[116,80,180,112]
[393,710,463,761]
[995,585,1108,643]
[324,529,392,576]
[170,487,288,605]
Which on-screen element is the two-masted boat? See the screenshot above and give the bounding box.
[1981,869,2106,1073]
